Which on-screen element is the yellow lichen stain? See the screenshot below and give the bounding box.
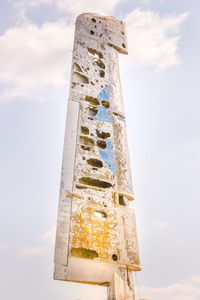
[71,207,112,259]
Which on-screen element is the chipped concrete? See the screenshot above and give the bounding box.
[54,13,140,297]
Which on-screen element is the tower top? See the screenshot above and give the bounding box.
[75,13,128,54]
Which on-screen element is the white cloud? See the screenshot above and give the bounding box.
[0,20,73,100]
[23,0,123,16]
[138,277,200,300]
[125,9,188,69]
[0,9,188,100]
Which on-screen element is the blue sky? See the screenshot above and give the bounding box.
[0,0,200,299]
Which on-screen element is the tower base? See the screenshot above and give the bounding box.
[107,270,135,300]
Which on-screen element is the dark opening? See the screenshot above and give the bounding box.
[80,136,94,146]
[74,72,89,84]
[96,129,110,139]
[90,30,95,35]
[85,96,100,106]
[88,48,103,59]
[88,107,98,116]
[100,70,105,78]
[87,158,103,168]
[122,43,126,48]
[94,211,107,218]
[81,145,91,151]
[71,247,98,259]
[74,63,82,72]
[96,59,105,69]
[79,177,112,188]
[81,126,89,135]
[97,139,106,149]
[92,18,96,22]
[75,184,87,189]
[112,254,118,261]
[102,100,110,108]
[119,195,126,206]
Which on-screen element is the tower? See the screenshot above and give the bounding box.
[54,13,141,299]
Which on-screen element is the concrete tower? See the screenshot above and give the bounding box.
[54,13,141,299]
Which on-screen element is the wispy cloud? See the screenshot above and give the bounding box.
[138,277,200,300]
[20,245,48,256]
[0,244,11,251]
[41,226,56,243]
[20,226,56,256]
[18,0,124,16]
[155,221,168,229]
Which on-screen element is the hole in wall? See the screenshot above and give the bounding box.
[92,18,96,22]
[79,177,112,188]
[90,30,95,35]
[71,247,98,259]
[119,195,126,206]
[122,43,126,48]
[81,145,91,151]
[88,48,103,59]
[102,101,110,108]
[80,136,94,146]
[88,107,98,116]
[94,211,107,218]
[74,72,89,84]
[81,126,89,135]
[74,63,82,72]
[97,139,106,149]
[100,70,105,78]
[87,158,103,168]
[85,96,100,106]
[96,129,110,139]
[75,184,87,189]
[72,82,76,88]
[112,254,118,261]
[96,59,105,69]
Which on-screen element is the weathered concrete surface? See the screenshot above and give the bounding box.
[107,271,135,300]
[54,13,140,288]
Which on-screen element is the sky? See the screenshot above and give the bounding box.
[0,0,200,299]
